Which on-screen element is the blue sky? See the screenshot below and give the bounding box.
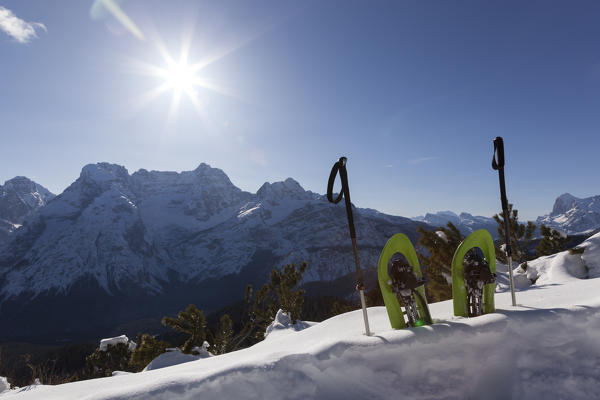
[1,0,599,220]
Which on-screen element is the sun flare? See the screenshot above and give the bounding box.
[133,31,247,121]
[163,62,197,94]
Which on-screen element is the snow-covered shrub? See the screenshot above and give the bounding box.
[83,335,136,378]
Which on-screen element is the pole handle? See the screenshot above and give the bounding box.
[327,157,347,204]
[492,137,505,170]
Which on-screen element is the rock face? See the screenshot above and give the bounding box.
[537,193,600,235]
[0,163,428,342]
[0,176,54,247]
[413,211,498,238]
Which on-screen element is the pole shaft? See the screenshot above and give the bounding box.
[351,237,365,288]
[496,152,516,306]
[507,256,516,306]
[359,289,371,336]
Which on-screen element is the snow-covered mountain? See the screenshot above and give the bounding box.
[536,193,600,234]
[0,163,427,341]
[0,177,54,247]
[413,211,498,238]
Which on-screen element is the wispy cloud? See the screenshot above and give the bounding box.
[407,156,437,165]
[0,6,46,43]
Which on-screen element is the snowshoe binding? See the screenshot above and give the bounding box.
[463,250,496,317]
[389,259,427,327]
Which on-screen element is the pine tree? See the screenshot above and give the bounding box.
[128,334,169,371]
[417,222,464,302]
[162,304,208,354]
[230,262,307,350]
[536,225,568,256]
[272,262,307,323]
[211,315,234,355]
[83,343,132,378]
[493,204,536,263]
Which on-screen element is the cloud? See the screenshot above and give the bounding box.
[407,156,437,165]
[0,6,46,43]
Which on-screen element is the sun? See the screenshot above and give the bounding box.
[136,44,210,120]
[133,32,244,121]
[163,61,197,94]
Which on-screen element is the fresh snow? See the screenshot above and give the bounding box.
[435,230,448,242]
[263,309,315,339]
[3,233,600,399]
[99,335,136,352]
[0,378,9,394]
[514,231,600,285]
[143,349,206,372]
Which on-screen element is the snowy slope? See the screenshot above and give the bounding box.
[537,192,600,234]
[4,235,600,400]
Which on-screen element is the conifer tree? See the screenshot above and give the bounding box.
[162,304,208,354]
[493,204,536,263]
[83,342,132,378]
[128,334,169,371]
[536,225,568,256]
[211,314,234,355]
[417,222,464,302]
[272,262,307,323]
[230,262,307,350]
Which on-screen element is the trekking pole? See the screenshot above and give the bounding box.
[327,157,371,336]
[492,137,517,306]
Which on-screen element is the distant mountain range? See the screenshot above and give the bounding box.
[0,163,426,341]
[0,164,597,342]
[412,211,498,238]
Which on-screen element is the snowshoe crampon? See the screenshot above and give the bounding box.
[378,233,432,329]
[451,229,497,317]
[463,250,496,317]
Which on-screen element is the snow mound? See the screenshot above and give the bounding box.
[143,348,206,372]
[513,231,600,286]
[264,309,312,339]
[99,335,136,352]
[0,377,9,394]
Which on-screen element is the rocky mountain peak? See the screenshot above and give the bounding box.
[80,163,130,186]
[257,178,310,201]
[538,193,600,234]
[0,176,55,224]
[551,193,579,216]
